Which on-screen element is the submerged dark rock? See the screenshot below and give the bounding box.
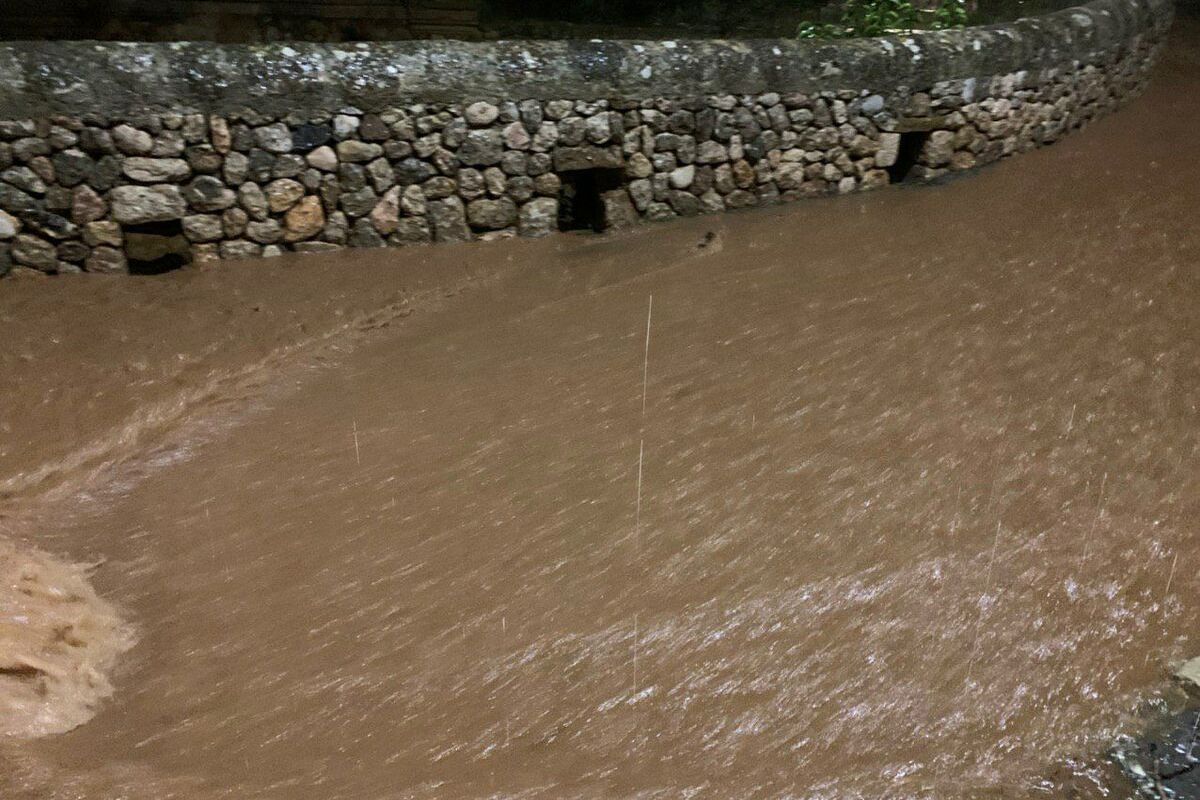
[1113,707,1200,800]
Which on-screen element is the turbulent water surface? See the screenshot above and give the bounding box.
[0,21,1198,800]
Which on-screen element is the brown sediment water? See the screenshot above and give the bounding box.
[1,22,1198,800]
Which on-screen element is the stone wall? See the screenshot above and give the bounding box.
[0,0,1173,278]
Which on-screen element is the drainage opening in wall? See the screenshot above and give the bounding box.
[123,220,192,275]
[558,168,624,232]
[887,131,930,184]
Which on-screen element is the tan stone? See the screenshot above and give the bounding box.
[284,196,326,242]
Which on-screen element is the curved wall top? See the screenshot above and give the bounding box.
[0,0,1174,120]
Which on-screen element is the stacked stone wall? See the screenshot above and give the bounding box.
[0,0,1174,277]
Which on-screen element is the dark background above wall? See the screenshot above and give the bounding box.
[1,0,1075,42]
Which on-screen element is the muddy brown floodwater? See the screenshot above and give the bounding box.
[2,21,1199,800]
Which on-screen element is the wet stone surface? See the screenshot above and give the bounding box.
[1114,707,1200,799]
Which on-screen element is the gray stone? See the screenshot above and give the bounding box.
[183,214,223,242]
[585,113,612,144]
[626,152,652,179]
[78,128,114,155]
[337,140,383,163]
[333,113,360,139]
[85,246,127,274]
[467,197,517,230]
[0,209,17,239]
[875,133,901,168]
[223,151,249,184]
[924,131,955,166]
[306,145,337,171]
[532,122,559,151]
[21,209,77,240]
[219,240,262,261]
[292,123,332,151]
[395,157,436,185]
[12,234,58,271]
[150,131,186,158]
[652,153,677,173]
[393,216,432,244]
[366,158,395,192]
[422,176,457,199]
[186,145,223,174]
[628,179,653,211]
[122,157,191,183]
[110,184,187,224]
[559,117,586,147]
[1176,656,1200,693]
[431,147,458,176]
[27,157,54,184]
[602,190,639,229]
[428,196,470,242]
[83,220,122,247]
[293,241,344,254]
[272,154,306,179]
[210,116,232,153]
[545,100,573,120]
[458,168,485,200]
[533,173,560,197]
[359,114,390,142]
[239,182,269,220]
[264,178,305,213]
[503,121,531,150]
[348,217,386,248]
[112,124,153,155]
[459,129,504,166]
[56,241,89,263]
[11,138,50,161]
[518,99,543,133]
[441,119,468,149]
[518,197,558,237]
[247,149,276,182]
[89,156,121,192]
[500,150,528,176]
[246,219,283,244]
[50,149,95,187]
[696,141,729,164]
[464,101,500,126]
[553,146,623,172]
[645,201,675,222]
[185,176,237,212]
[506,176,535,202]
[253,123,292,153]
[222,207,248,237]
[339,163,367,192]
[669,164,696,189]
[483,166,507,196]
[726,189,757,208]
[400,184,426,216]
[180,114,206,142]
[413,133,439,158]
[322,211,349,244]
[339,186,378,218]
[698,190,725,213]
[668,189,700,216]
[2,166,44,194]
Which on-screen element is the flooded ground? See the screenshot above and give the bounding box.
[2,20,1198,800]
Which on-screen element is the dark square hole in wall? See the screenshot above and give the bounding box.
[558,168,624,232]
[887,131,930,184]
[123,220,192,275]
